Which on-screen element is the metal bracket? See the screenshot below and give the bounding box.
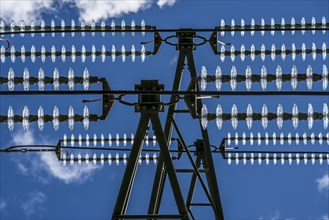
[219,138,226,159]
[176,29,196,50]
[183,80,198,119]
[135,80,165,112]
[101,79,115,120]
[194,139,206,159]
[209,31,218,55]
[153,31,163,55]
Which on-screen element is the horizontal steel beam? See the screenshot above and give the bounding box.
[190,203,211,206]
[175,169,207,173]
[115,214,185,219]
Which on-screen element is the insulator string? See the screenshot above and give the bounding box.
[60,156,153,162]
[199,65,328,92]
[225,151,329,165]
[226,154,328,161]
[0,76,100,85]
[0,90,328,96]
[59,137,149,143]
[3,22,327,31]
[0,24,155,32]
[0,24,328,35]
[217,23,329,31]
[203,103,328,130]
[224,134,328,141]
[222,48,329,57]
[59,155,164,165]
[198,73,324,83]
[205,112,324,121]
[2,50,152,57]
[0,114,99,123]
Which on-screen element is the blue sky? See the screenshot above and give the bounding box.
[0,0,328,219]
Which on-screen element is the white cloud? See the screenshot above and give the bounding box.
[11,130,100,184]
[0,1,54,23]
[39,152,100,184]
[322,215,329,220]
[70,0,152,22]
[316,174,329,191]
[0,0,176,23]
[11,129,35,145]
[0,199,7,211]
[157,0,176,8]
[21,191,46,217]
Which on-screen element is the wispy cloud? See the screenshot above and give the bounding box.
[21,191,47,217]
[259,213,295,220]
[0,0,177,22]
[269,211,280,220]
[316,174,329,192]
[11,130,100,184]
[169,54,178,66]
[322,215,329,220]
[0,198,7,211]
[16,162,29,176]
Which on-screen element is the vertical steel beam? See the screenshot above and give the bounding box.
[148,49,187,215]
[150,112,189,219]
[185,157,201,208]
[185,50,224,220]
[112,112,150,219]
[122,157,139,213]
